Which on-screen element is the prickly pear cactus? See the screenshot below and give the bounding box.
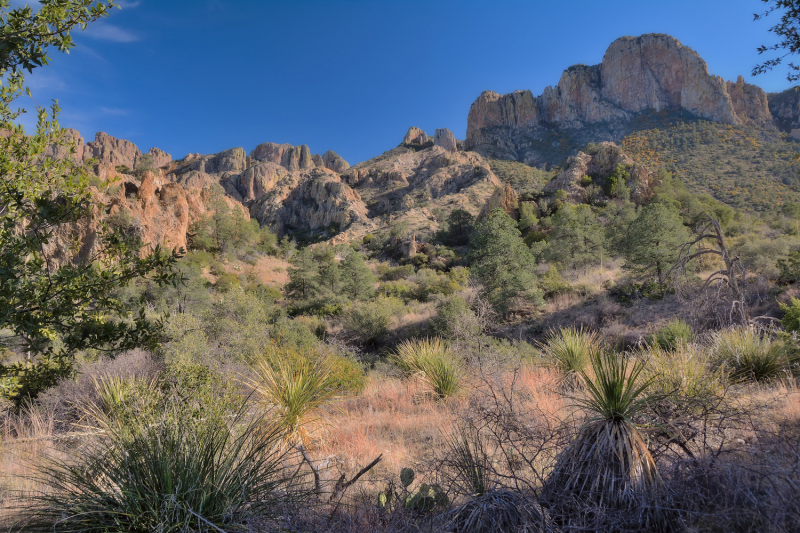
[404,483,449,513]
[400,467,415,488]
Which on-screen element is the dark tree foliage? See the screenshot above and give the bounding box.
[437,208,474,246]
[468,208,541,316]
[340,250,376,301]
[753,0,800,82]
[0,1,184,404]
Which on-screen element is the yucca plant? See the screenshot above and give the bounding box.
[711,327,793,383]
[444,425,492,497]
[247,348,349,447]
[538,327,602,388]
[20,402,298,533]
[392,337,462,399]
[544,350,661,509]
[92,374,161,424]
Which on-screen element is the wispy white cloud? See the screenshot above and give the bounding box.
[84,22,140,43]
[100,107,131,116]
[117,0,143,8]
[24,72,67,93]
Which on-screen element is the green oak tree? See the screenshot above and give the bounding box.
[0,1,184,404]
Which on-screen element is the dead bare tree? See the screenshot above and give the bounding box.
[669,213,749,327]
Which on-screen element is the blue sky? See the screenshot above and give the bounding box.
[11,0,794,165]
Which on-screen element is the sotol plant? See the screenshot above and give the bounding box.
[538,327,603,388]
[247,345,356,446]
[392,337,462,399]
[21,402,298,533]
[544,350,662,508]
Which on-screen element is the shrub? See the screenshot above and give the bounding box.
[651,318,693,350]
[381,264,415,281]
[21,403,297,532]
[391,337,462,399]
[214,272,241,292]
[711,327,793,383]
[341,298,403,344]
[780,297,800,333]
[378,279,416,300]
[429,295,482,340]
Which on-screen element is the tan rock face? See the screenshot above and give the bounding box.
[726,76,772,126]
[86,132,142,169]
[251,142,293,166]
[466,90,539,143]
[434,128,457,153]
[249,168,368,236]
[137,147,172,170]
[600,34,736,123]
[235,162,288,201]
[466,33,774,149]
[402,126,430,145]
[322,150,350,172]
[479,184,519,219]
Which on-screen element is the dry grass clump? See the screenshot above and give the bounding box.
[710,327,794,383]
[392,337,463,399]
[639,341,722,399]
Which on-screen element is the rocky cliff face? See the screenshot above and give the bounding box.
[467,34,774,159]
[250,142,350,173]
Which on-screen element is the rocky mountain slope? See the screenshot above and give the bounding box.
[55,124,500,256]
[466,33,776,165]
[52,32,800,257]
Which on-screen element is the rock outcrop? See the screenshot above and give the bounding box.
[402,126,431,146]
[479,183,519,219]
[322,150,350,172]
[86,132,142,170]
[137,147,172,170]
[768,87,800,135]
[543,142,655,203]
[249,167,368,236]
[467,34,774,152]
[434,128,457,153]
[234,162,289,201]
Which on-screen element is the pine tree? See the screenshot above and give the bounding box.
[315,247,341,295]
[545,204,605,270]
[619,201,689,284]
[285,248,320,301]
[340,251,376,301]
[468,208,541,316]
